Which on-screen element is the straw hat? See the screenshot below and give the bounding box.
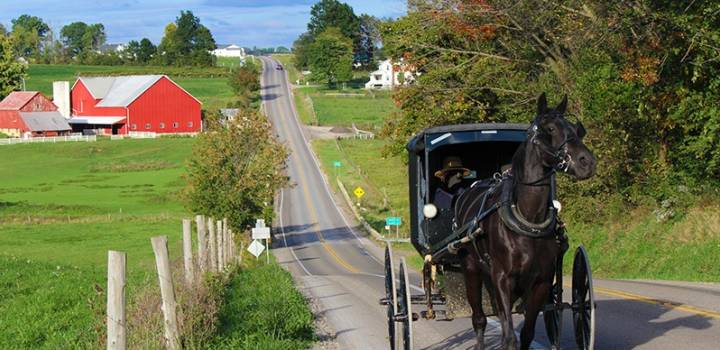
[434,156,471,179]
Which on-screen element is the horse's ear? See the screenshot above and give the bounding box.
[537,93,547,116]
[575,121,586,138]
[556,94,568,114]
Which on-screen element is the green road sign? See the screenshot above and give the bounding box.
[386,217,402,226]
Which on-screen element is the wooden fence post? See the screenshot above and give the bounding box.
[227,227,233,265]
[151,236,180,350]
[208,218,217,273]
[182,219,194,284]
[195,215,206,273]
[222,218,229,266]
[107,251,126,350]
[216,220,224,271]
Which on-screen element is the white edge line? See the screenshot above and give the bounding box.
[279,187,312,276]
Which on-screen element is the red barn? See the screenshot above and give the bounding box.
[0,91,71,138]
[68,75,202,135]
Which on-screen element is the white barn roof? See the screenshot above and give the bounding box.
[19,111,72,131]
[79,75,163,107]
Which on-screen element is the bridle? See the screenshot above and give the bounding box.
[521,120,573,186]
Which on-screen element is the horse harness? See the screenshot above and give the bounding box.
[431,123,573,263]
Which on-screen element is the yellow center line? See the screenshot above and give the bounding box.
[269,68,360,274]
[563,282,720,319]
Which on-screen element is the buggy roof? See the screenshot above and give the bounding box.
[407,123,529,154]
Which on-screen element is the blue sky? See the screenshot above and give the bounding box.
[0,0,407,48]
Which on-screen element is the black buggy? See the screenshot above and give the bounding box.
[380,123,596,349]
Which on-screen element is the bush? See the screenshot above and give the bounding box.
[184,110,288,231]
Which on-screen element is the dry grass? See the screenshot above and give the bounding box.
[125,259,227,349]
[671,204,720,243]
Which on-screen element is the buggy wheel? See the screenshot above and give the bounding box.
[384,243,398,349]
[543,279,562,349]
[398,257,414,350]
[572,245,596,350]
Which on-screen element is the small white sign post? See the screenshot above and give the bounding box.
[247,240,265,260]
[251,219,271,263]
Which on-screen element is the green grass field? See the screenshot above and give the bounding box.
[0,138,194,348]
[290,86,395,130]
[312,92,395,130]
[216,56,244,68]
[26,64,235,111]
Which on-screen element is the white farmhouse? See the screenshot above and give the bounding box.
[365,59,414,89]
[212,44,246,58]
[98,44,126,54]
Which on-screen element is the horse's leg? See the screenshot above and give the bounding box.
[520,282,551,350]
[494,275,517,349]
[462,253,487,350]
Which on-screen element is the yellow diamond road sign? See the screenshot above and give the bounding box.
[353,187,365,198]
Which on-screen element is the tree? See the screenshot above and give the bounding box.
[276,46,290,53]
[38,28,67,64]
[126,40,140,62]
[0,24,6,37]
[228,61,261,109]
[356,14,381,65]
[82,24,106,52]
[381,0,720,200]
[60,22,88,57]
[292,32,314,69]
[184,110,288,229]
[0,35,27,99]
[11,15,50,58]
[308,0,360,42]
[156,23,179,65]
[60,22,106,61]
[138,38,156,63]
[308,27,353,86]
[156,11,216,66]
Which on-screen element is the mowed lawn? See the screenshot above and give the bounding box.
[312,92,395,130]
[26,64,235,111]
[0,138,194,348]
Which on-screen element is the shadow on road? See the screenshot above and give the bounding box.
[261,84,280,90]
[275,224,365,248]
[261,93,281,101]
[589,299,713,349]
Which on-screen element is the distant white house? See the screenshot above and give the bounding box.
[98,44,126,54]
[365,59,414,89]
[212,44,246,58]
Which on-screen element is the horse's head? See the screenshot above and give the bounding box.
[530,93,596,180]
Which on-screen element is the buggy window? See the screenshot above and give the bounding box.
[428,141,519,201]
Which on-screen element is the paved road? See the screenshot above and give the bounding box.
[259,56,720,349]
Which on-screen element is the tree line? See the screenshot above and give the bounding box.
[380,0,720,210]
[292,0,385,86]
[0,10,217,67]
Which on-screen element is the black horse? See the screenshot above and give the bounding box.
[455,93,596,350]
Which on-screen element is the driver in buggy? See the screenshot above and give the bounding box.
[433,156,471,210]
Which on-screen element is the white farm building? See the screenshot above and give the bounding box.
[212,44,246,58]
[365,59,414,89]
